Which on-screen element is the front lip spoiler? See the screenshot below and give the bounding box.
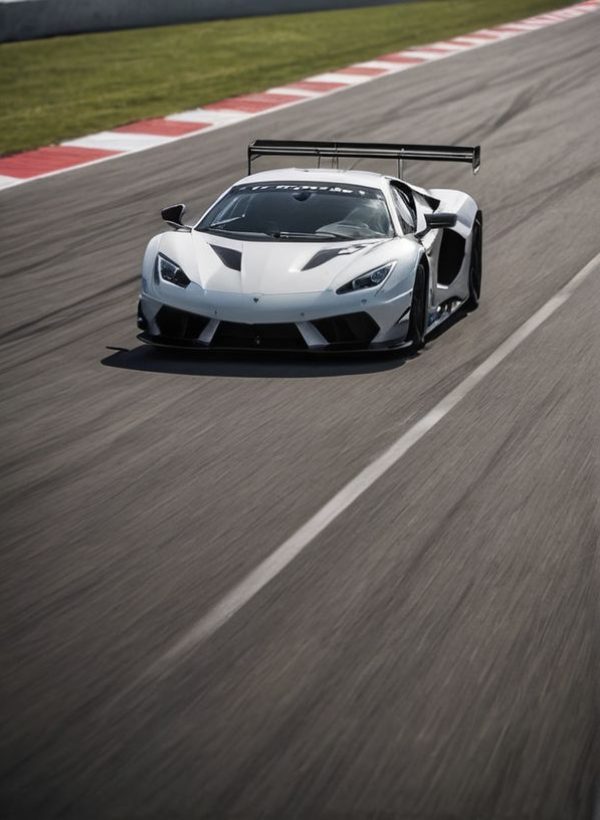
[137,333,412,354]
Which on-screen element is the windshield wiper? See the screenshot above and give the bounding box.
[272,230,348,240]
[315,231,361,240]
[209,217,243,228]
[202,226,272,238]
[200,227,357,240]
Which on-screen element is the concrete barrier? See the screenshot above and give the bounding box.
[0,0,414,43]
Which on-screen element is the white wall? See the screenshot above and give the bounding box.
[0,0,412,43]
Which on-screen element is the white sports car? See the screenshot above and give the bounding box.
[137,140,482,352]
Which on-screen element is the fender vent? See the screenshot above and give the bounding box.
[437,229,465,286]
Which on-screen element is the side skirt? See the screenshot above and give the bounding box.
[425,297,467,335]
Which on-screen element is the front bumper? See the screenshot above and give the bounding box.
[138,304,411,352]
[137,287,412,352]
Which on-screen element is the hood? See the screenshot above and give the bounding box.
[158,230,404,296]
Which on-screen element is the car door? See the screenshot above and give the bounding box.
[390,182,443,322]
[397,183,468,313]
[411,189,443,307]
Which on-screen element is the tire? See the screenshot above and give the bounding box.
[465,211,482,311]
[407,262,428,350]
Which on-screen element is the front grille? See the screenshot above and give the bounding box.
[155,306,210,341]
[311,312,379,346]
[211,321,307,350]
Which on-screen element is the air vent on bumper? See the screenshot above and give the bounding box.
[311,312,379,346]
[211,321,307,349]
[155,306,210,341]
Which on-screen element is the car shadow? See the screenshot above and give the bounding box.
[101,344,411,378]
[101,310,469,379]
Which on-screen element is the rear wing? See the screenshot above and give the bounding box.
[247,139,480,176]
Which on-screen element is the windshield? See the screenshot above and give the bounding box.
[196,182,395,241]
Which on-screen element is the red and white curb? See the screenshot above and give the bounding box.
[0,0,598,190]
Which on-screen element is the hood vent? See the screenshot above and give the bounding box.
[303,248,343,270]
[302,243,368,271]
[210,245,242,271]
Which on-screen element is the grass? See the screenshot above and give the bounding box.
[0,0,571,156]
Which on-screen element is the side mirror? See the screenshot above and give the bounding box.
[425,211,457,230]
[161,203,190,230]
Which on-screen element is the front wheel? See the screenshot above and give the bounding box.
[407,263,428,350]
[465,211,482,311]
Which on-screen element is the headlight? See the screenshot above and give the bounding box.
[336,262,395,295]
[155,253,190,288]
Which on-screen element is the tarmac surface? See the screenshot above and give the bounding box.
[1,11,599,819]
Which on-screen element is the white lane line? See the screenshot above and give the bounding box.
[353,60,404,70]
[451,36,491,46]
[63,131,174,151]
[145,251,600,673]
[517,18,552,26]
[428,41,472,51]
[166,108,250,124]
[0,175,21,189]
[305,71,371,84]
[403,49,448,60]
[259,86,319,98]
[474,28,513,38]
[266,86,319,97]
[496,24,538,32]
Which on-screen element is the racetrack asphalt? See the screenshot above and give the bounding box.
[1,11,599,819]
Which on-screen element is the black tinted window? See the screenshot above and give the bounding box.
[197,182,394,240]
[390,185,416,234]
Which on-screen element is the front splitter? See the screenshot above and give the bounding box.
[137,333,412,354]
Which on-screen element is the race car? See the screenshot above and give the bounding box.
[137,139,482,352]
